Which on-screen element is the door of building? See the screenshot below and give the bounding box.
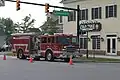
[107,37,117,55]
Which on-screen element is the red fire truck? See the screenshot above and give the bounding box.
[11,33,81,62]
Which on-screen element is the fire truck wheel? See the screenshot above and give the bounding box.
[18,49,26,59]
[45,50,54,61]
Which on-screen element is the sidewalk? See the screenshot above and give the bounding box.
[0,51,12,55]
[0,55,17,58]
[83,54,120,59]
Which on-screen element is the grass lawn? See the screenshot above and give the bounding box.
[78,57,120,62]
[6,53,16,56]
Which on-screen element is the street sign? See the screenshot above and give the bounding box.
[80,24,93,31]
[46,12,58,21]
[79,22,102,32]
[0,0,5,6]
[53,10,70,16]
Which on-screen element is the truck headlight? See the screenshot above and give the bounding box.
[64,46,66,48]
[62,49,65,51]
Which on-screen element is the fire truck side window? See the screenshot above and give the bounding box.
[48,38,51,43]
[41,37,47,43]
[51,37,54,43]
[48,37,54,43]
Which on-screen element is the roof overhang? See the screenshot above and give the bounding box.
[60,0,85,4]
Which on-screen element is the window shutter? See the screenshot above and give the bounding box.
[68,13,70,22]
[105,6,108,18]
[92,8,94,19]
[99,7,102,19]
[73,11,76,21]
[86,9,88,20]
[114,5,117,17]
[79,10,81,20]
[68,11,71,22]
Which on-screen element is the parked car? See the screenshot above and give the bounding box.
[0,42,11,52]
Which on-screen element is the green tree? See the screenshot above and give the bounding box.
[40,17,59,35]
[19,14,36,33]
[0,17,15,36]
[26,28,42,34]
[13,22,22,33]
[0,23,5,33]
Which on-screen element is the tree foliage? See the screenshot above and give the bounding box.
[15,14,36,33]
[0,14,41,42]
[40,17,59,35]
[0,17,15,36]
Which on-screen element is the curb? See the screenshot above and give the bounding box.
[83,55,120,59]
[0,55,17,58]
[73,60,120,63]
[93,61,120,63]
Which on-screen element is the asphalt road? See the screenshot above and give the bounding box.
[0,57,120,80]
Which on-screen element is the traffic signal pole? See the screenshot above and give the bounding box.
[77,5,80,50]
[5,0,80,36]
[5,0,78,11]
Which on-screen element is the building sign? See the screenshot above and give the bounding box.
[79,21,102,32]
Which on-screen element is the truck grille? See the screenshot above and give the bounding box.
[66,46,76,53]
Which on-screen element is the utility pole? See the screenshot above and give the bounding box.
[86,31,89,58]
[77,5,80,53]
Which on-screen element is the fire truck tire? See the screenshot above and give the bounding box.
[45,50,54,61]
[17,49,26,59]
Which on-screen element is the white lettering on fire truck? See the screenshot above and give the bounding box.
[12,44,29,52]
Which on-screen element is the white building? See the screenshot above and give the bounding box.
[46,12,63,33]
[61,0,120,56]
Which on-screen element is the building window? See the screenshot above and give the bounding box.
[80,9,88,20]
[91,35,100,49]
[59,16,63,24]
[68,11,76,21]
[80,37,87,49]
[106,5,117,18]
[92,7,102,19]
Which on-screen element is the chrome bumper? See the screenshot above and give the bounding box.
[31,50,41,58]
[57,51,80,58]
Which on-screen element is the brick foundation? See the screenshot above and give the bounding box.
[117,51,120,56]
[80,50,120,56]
[80,50,106,55]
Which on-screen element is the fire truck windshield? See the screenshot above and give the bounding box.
[57,36,78,45]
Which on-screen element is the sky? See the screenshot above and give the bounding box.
[0,0,63,28]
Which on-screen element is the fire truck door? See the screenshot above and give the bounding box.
[32,36,40,50]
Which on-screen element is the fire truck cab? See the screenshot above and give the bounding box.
[11,33,81,62]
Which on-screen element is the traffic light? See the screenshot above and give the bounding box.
[45,3,49,13]
[16,0,20,11]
